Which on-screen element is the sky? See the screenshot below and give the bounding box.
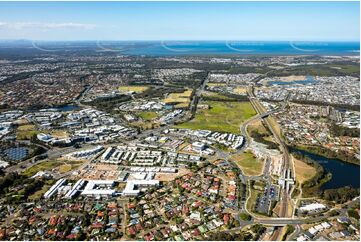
[0,1,359,41]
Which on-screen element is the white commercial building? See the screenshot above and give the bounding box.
[64,179,86,199]
[44,178,67,199]
[122,180,159,196]
[299,203,326,212]
[81,180,116,197]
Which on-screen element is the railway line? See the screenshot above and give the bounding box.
[246,85,292,240]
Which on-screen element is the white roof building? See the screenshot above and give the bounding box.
[44,178,66,199]
[321,222,331,229]
[297,235,307,242]
[299,203,326,212]
[81,180,115,197]
[122,180,159,196]
[308,227,318,235]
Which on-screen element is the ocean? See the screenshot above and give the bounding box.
[118,41,360,56]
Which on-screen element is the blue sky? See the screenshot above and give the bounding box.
[0,1,359,41]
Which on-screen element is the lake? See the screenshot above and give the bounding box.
[292,148,360,190]
[267,75,318,86]
[56,104,80,112]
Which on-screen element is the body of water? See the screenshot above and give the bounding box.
[56,105,80,112]
[268,75,318,86]
[121,41,360,56]
[292,148,360,190]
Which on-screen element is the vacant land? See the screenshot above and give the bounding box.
[118,85,149,93]
[177,101,256,134]
[155,168,191,182]
[293,156,317,184]
[207,83,226,87]
[164,89,192,108]
[202,91,234,101]
[230,151,263,176]
[233,87,247,94]
[248,120,268,136]
[50,130,69,139]
[16,124,39,140]
[130,120,160,130]
[138,111,159,121]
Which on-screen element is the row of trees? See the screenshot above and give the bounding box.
[322,186,359,204]
[250,130,278,150]
[294,144,359,165]
[85,94,131,113]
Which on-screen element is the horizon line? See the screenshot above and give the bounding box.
[0,39,360,43]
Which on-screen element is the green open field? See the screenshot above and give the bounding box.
[230,151,264,176]
[22,159,84,177]
[329,64,360,75]
[138,111,159,121]
[201,91,236,101]
[16,124,40,140]
[247,187,262,213]
[176,101,256,134]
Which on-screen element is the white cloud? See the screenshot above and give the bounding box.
[0,22,96,30]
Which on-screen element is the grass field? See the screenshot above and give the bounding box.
[50,130,69,139]
[293,156,317,184]
[118,85,149,93]
[207,83,226,87]
[202,91,235,100]
[22,159,84,177]
[16,124,39,140]
[176,101,256,134]
[58,164,72,173]
[247,186,262,212]
[22,160,60,177]
[230,151,264,176]
[138,111,159,121]
[248,120,268,136]
[329,64,360,75]
[164,89,192,107]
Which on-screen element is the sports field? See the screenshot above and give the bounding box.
[230,151,264,176]
[176,101,256,134]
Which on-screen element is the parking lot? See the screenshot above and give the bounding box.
[255,184,279,215]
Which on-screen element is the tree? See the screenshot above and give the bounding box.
[322,186,359,204]
[239,212,252,221]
